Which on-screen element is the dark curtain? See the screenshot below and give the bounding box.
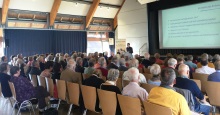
[53,31,87,54]
[4,29,87,58]
[109,32,115,53]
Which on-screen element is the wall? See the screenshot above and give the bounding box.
[116,0,148,56]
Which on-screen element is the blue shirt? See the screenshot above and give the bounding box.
[148,79,161,86]
[174,76,204,110]
[208,70,220,82]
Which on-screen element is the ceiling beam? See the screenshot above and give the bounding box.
[2,0,10,25]
[113,0,125,29]
[86,0,100,28]
[50,0,62,26]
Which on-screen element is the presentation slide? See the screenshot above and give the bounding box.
[159,0,220,49]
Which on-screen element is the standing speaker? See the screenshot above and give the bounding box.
[5,39,9,47]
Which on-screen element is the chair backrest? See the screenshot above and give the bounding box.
[122,80,130,88]
[192,73,209,93]
[119,71,124,78]
[80,85,97,112]
[143,101,172,115]
[56,79,66,100]
[142,73,153,81]
[82,73,90,80]
[140,83,157,93]
[117,94,142,115]
[205,81,220,106]
[67,82,79,106]
[37,75,46,88]
[29,74,38,87]
[97,89,117,115]
[191,79,201,90]
[45,77,54,96]
[144,68,151,74]
[116,78,122,91]
[8,82,16,99]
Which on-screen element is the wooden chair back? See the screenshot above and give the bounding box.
[97,89,117,115]
[8,82,16,99]
[205,81,220,106]
[192,73,209,93]
[37,75,46,88]
[122,80,130,88]
[80,85,97,112]
[45,77,54,96]
[140,83,157,93]
[82,74,91,80]
[29,74,38,87]
[56,80,66,100]
[142,73,153,81]
[67,82,80,106]
[116,78,122,91]
[117,94,142,115]
[143,101,172,115]
[144,68,151,74]
[119,71,124,78]
[191,79,201,90]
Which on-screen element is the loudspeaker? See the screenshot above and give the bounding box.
[137,0,158,4]
[5,39,9,47]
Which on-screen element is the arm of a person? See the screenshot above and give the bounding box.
[179,96,191,115]
[192,82,204,100]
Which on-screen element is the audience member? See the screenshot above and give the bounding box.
[97,57,108,77]
[40,61,53,78]
[174,64,210,115]
[165,58,179,77]
[197,53,215,68]
[208,60,220,82]
[141,52,152,68]
[1,56,8,63]
[185,55,197,69]
[37,56,45,71]
[75,57,85,73]
[163,53,173,67]
[107,56,119,70]
[148,68,190,115]
[52,62,62,83]
[154,53,164,65]
[84,58,96,75]
[195,58,215,74]
[0,63,12,97]
[148,64,161,86]
[29,60,41,76]
[118,58,128,71]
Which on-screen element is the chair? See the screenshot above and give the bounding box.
[144,68,151,74]
[192,73,209,93]
[29,74,38,87]
[142,73,153,81]
[191,79,201,90]
[82,73,91,80]
[143,101,172,115]
[45,77,54,97]
[66,82,80,115]
[97,89,117,115]
[56,79,66,110]
[80,85,98,113]
[205,81,220,115]
[37,75,46,88]
[117,94,142,115]
[122,80,130,88]
[140,83,157,93]
[116,78,122,91]
[9,82,36,115]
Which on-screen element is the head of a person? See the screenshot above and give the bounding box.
[150,64,161,76]
[154,53,160,59]
[37,56,44,62]
[208,55,213,62]
[177,54,185,64]
[129,58,139,68]
[167,58,177,68]
[0,63,10,73]
[200,58,208,66]
[144,53,150,59]
[214,60,220,70]
[1,56,7,62]
[166,53,173,58]
[98,57,106,67]
[160,68,176,87]
[99,53,103,57]
[67,59,76,71]
[64,53,69,59]
[88,58,96,67]
[111,56,118,64]
[119,58,126,66]
[104,51,108,56]
[59,60,67,70]
[178,64,190,78]
[15,58,24,66]
[59,56,64,62]
[53,62,62,73]
[187,55,193,61]
[17,54,23,59]
[76,57,83,66]
[127,67,139,82]
[32,60,39,68]
[53,57,59,63]
[213,54,220,62]
[107,69,119,82]
[10,55,15,61]
[127,43,130,47]
[10,66,20,77]
[45,61,54,71]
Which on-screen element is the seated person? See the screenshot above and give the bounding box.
[148,64,161,86]
[52,63,62,83]
[10,66,49,113]
[185,55,197,70]
[40,61,53,78]
[118,58,128,71]
[100,69,122,115]
[29,60,41,76]
[154,53,164,65]
[122,67,148,101]
[75,57,85,73]
[208,60,220,82]
[84,58,96,75]
[197,53,215,68]
[148,68,191,115]
[195,58,215,74]
[97,57,108,77]
[141,52,152,68]
[107,56,119,70]
[0,63,12,97]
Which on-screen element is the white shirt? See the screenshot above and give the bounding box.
[195,66,215,74]
[122,71,147,83]
[122,82,148,101]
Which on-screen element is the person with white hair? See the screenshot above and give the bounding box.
[165,58,179,77]
[122,59,147,84]
[122,67,148,101]
[141,52,152,68]
[118,58,128,71]
[75,57,84,73]
[148,64,161,86]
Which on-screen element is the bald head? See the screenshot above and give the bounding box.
[178,64,190,78]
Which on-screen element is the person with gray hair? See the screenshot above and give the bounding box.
[197,53,215,68]
[84,58,96,75]
[208,60,220,82]
[185,55,197,69]
[97,57,108,77]
[148,68,191,115]
[75,57,84,73]
[166,58,179,77]
[118,58,128,71]
[148,64,161,86]
[122,67,148,101]
[122,59,147,84]
[107,56,119,70]
[141,52,152,68]
[29,60,41,76]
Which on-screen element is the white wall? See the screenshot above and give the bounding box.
[116,0,148,56]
